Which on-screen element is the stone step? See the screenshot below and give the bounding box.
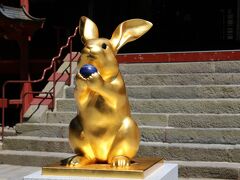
[15,123,240,144]
[16,123,69,138]
[0,126,16,136]
[65,85,240,99]
[3,137,240,163]
[179,179,229,180]
[3,136,71,153]
[172,160,240,179]
[45,112,240,128]
[129,98,240,114]
[141,127,240,144]
[119,61,240,74]
[73,61,240,76]
[56,98,240,114]
[0,150,73,167]
[71,72,240,86]
[0,150,239,179]
[45,112,169,126]
[138,142,240,163]
[122,73,240,85]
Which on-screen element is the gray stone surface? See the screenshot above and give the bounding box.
[38,81,65,98]
[126,85,240,99]
[46,112,169,126]
[138,142,240,163]
[123,73,240,86]
[130,99,240,114]
[119,61,240,74]
[24,105,48,123]
[214,60,240,73]
[3,136,72,153]
[0,163,237,180]
[0,127,16,137]
[13,122,240,144]
[56,98,240,114]
[168,114,240,128]
[46,111,77,124]
[57,61,77,74]
[2,61,240,179]
[178,178,228,180]
[3,137,240,163]
[15,123,68,138]
[0,150,73,166]
[133,113,169,126]
[45,112,240,128]
[65,85,240,99]
[119,62,216,74]
[0,164,40,180]
[141,127,240,144]
[171,160,240,179]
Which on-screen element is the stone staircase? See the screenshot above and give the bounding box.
[1,60,240,179]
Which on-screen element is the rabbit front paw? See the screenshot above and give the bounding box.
[75,73,88,90]
[111,156,130,167]
[86,72,104,91]
[67,155,95,167]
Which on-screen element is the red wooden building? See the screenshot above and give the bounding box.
[0,4,45,79]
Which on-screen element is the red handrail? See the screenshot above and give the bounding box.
[1,26,80,140]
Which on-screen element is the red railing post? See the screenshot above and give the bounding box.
[20,82,33,123]
[52,60,56,111]
[68,39,73,86]
[1,85,5,141]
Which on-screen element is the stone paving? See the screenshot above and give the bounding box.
[0,163,231,180]
[0,164,40,180]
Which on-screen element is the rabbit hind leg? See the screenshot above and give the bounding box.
[107,117,140,167]
[68,130,96,166]
[68,116,96,166]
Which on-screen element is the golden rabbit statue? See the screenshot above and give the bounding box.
[68,16,152,167]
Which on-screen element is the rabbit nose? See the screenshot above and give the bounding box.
[86,45,94,52]
[86,44,94,49]
[86,45,91,48]
[87,45,101,53]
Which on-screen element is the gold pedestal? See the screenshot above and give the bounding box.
[42,158,163,179]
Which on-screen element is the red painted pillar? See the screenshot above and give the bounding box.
[20,0,29,12]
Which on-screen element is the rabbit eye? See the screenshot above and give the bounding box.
[102,43,107,49]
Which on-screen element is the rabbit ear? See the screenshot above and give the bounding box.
[110,19,152,52]
[79,16,99,43]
